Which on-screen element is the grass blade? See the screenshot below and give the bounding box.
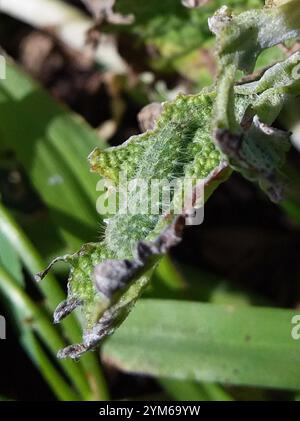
[0,59,105,250]
[0,265,92,399]
[0,202,109,400]
[103,299,300,391]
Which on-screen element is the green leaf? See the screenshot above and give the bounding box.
[0,230,23,283]
[282,199,300,226]
[211,1,300,199]
[103,300,300,391]
[0,59,106,250]
[40,52,300,360]
[20,332,79,401]
[112,0,263,81]
[161,378,233,401]
[38,89,231,359]
[0,265,92,399]
[0,230,79,400]
[37,4,300,360]
[0,202,109,400]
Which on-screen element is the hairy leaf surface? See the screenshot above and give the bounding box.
[38,2,300,358]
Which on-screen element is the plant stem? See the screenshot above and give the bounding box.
[0,202,109,400]
[1,0,127,73]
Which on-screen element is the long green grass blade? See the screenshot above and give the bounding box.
[103,299,300,391]
[20,332,79,401]
[0,230,79,400]
[0,202,109,400]
[0,265,91,399]
[0,59,105,250]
